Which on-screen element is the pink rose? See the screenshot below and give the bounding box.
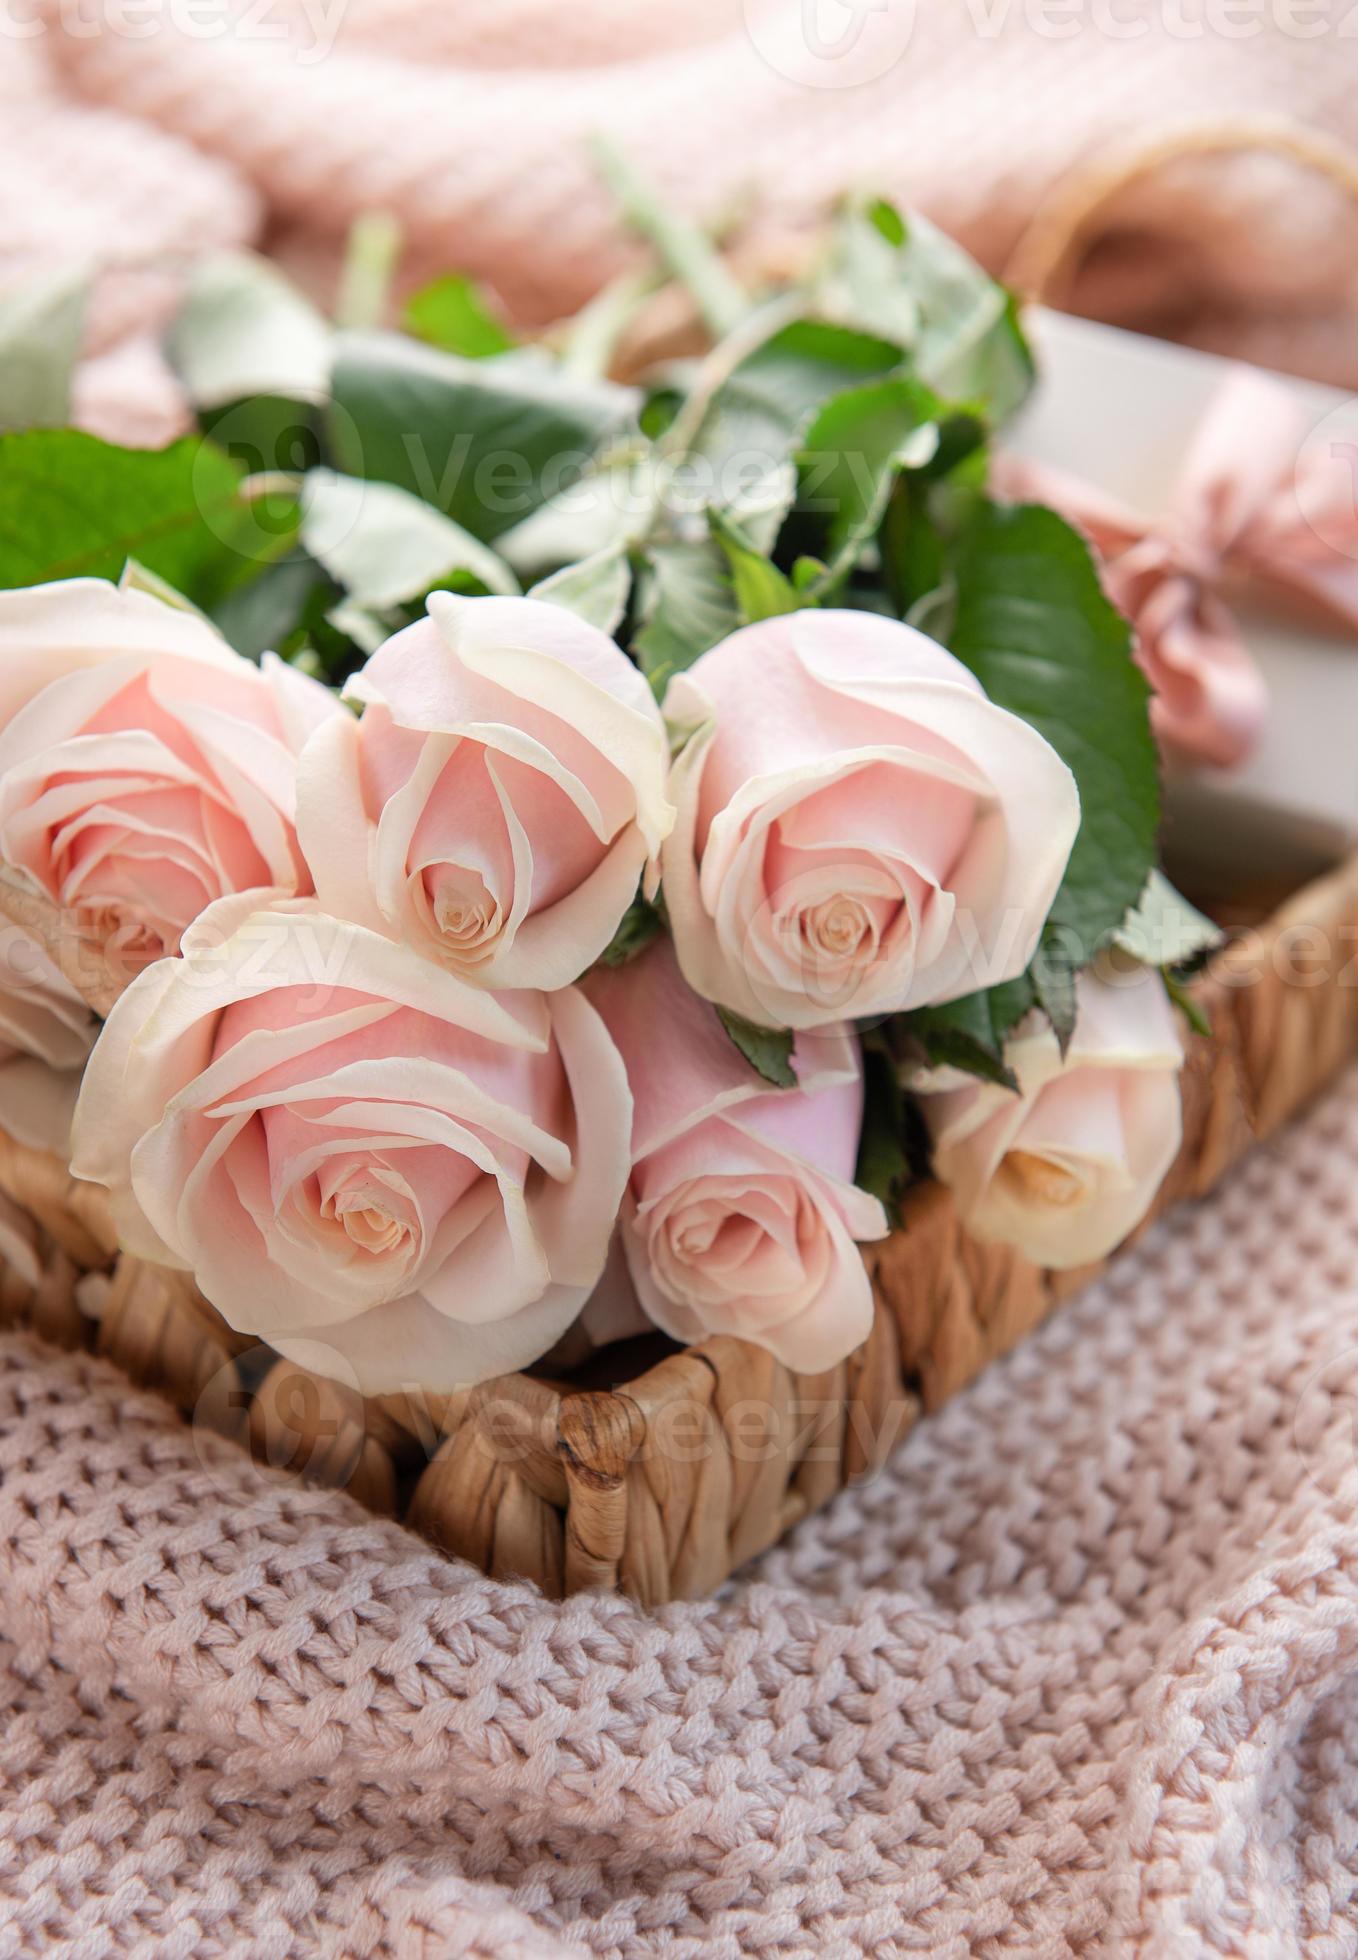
[662,610,1080,1030]
[0,918,96,1154]
[71,893,631,1393]
[296,593,674,991]
[0,578,340,975]
[587,940,888,1371]
[0,575,211,729]
[904,963,1183,1268]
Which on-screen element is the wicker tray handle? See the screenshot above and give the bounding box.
[1004,118,1358,307]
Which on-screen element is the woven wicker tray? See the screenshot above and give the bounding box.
[2,842,1356,1604]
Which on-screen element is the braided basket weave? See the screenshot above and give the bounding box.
[1,844,1356,1604]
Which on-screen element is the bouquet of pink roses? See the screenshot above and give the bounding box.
[0,183,1213,1400]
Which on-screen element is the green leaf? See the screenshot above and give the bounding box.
[844,405,986,620]
[299,467,517,610]
[707,506,799,623]
[695,318,904,464]
[279,588,368,682]
[816,201,1034,424]
[498,450,655,580]
[403,274,516,359]
[716,1006,797,1089]
[0,266,87,432]
[797,376,946,591]
[854,1037,913,1223]
[947,500,1160,965]
[865,197,907,249]
[328,331,639,543]
[1030,934,1079,1054]
[906,989,1020,1092]
[632,538,738,694]
[936,289,1034,430]
[197,394,324,486]
[671,318,906,547]
[0,429,282,607]
[528,541,630,635]
[211,550,338,662]
[816,199,919,347]
[165,251,331,409]
[881,473,943,618]
[897,212,1034,422]
[901,949,1077,1087]
[1111,869,1221,973]
[719,457,798,556]
[639,386,683,442]
[596,893,664,968]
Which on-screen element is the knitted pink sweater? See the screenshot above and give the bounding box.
[4,1065,1358,1954]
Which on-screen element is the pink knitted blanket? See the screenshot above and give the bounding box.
[14,0,1358,427]
[9,10,1358,1951]
[4,1067,1358,1954]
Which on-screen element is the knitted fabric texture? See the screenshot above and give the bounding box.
[13,0,1358,433]
[4,1060,1358,1955]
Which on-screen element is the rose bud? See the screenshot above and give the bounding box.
[904,963,1184,1268]
[296,593,674,992]
[71,893,631,1394]
[0,579,341,976]
[661,609,1080,1030]
[586,938,888,1372]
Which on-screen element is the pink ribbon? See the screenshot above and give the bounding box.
[995,368,1358,769]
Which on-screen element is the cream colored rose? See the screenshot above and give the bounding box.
[0,579,341,974]
[0,919,96,1154]
[662,609,1080,1030]
[71,892,631,1393]
[296,593,674,992]
[587,939,888,1370]
[905,964,1184,1268]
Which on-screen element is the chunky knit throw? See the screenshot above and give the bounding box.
[14,0,1358,433]
[3,1061,1358,1955]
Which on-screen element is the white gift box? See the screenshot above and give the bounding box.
[1009,310,1358,897]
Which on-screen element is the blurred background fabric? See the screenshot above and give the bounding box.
[8,0,1358,438]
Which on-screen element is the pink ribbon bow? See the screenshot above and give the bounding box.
[995,368,1358,769]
